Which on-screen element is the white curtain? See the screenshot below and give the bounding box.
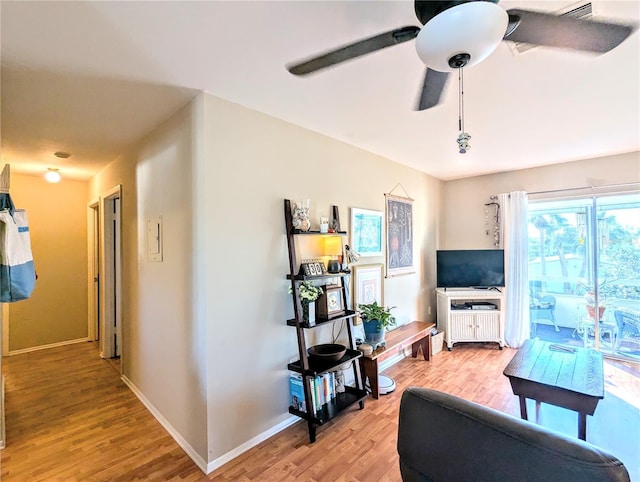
[499,191,529,347]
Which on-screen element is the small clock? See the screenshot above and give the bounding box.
[300,261,327,277]
[317,285,345,318]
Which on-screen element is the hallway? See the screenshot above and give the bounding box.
[0,342,202,481]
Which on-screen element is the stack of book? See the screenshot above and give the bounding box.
[289,372,337,414]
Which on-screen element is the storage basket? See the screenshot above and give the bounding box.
[431,331,444,355]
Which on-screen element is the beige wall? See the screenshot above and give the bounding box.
[7,174,88,351]
[200,93,441,465]
[441,151,640,249]
[88,153,136,375]
[89,101,208,465]
[87,92,443,470]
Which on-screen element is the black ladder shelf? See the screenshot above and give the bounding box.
[284,199,366,443]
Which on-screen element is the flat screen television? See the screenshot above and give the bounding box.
[436,249,505,289]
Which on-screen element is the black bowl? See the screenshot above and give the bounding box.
[308,343,347,363]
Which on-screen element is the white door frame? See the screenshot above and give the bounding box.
[87,200,100,342]
[99,185,122,360]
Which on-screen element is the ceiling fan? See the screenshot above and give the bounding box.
[287,0,636,111]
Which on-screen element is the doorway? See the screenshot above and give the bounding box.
[528,192,640,362]
[98,186,122,364]
[88,201,99,343]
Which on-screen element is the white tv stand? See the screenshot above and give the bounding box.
[436,288,505,350]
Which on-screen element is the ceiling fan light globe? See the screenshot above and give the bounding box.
[415,2,508,72]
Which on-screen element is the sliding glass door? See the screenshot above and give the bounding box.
[528,193,640,362]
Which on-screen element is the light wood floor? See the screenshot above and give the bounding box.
[1,341,638,481]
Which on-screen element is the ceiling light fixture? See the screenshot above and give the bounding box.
[45,168,62,183]
[54,151,71,159]
[414,2,505,154]
[414,2,508,72]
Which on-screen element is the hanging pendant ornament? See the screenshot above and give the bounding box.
[457,132,471,154]
[455,59,471,154]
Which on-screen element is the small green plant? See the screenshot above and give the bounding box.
[358,301,396,330]
[290,281,323,302]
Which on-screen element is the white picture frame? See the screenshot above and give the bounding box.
[353,263,384,311]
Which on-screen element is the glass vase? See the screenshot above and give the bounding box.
[302,301,316,326]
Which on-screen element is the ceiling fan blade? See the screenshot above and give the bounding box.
[504,9,635,53]
[416,68,449,111]
[287,26,420,76]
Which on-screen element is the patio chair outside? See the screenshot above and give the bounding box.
[613,307,640,353]
[530,293,559,333]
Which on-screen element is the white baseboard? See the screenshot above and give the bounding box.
[120,375,209,474]
[8,337,89,356]
[205,415,299,474]
[121,372,300,476]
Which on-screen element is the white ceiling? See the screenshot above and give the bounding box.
[1,1,639,181]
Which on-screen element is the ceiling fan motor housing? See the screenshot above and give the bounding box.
[414,0,498,25]
[415,0,508,72]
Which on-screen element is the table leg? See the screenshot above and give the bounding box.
[423,335,431,361]
[411,335,431,361]
[369,364,379,399]
[578,412,587,441]
[519,396,528,421]
[411,341,419,358]
[360,358,380,399]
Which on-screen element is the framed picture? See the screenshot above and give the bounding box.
[317,285,345,318]
[350,208,383,257]
[385,194,414,277]
[353,264,384,312]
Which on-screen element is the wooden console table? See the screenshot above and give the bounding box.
[503,338,604,441]
[359,321,435,399]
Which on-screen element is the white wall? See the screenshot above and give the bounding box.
[441,151,640,249]
[199,93,441,466]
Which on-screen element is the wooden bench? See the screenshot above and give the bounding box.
[359,321,436,399]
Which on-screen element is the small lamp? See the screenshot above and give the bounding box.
[324,236,343,274]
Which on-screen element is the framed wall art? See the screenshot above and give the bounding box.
[385,194,414,277]
[352,263,384,310]
[350,207,383,257]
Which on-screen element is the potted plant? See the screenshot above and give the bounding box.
[358,301,396,348]
[582,291,614,321]
[290,281,323,324]
[578,278,612,321]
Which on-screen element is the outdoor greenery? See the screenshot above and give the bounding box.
[528,206,640,300]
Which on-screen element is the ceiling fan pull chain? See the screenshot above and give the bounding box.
[457,67,471,154]
[458,68,462,131]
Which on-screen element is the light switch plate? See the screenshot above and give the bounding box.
[147,216,163,262]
